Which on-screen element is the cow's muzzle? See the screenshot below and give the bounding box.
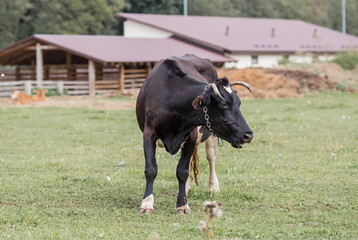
[233,132,253,148]
[243,132,253,143]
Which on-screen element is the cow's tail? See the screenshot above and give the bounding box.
[190,145,200,186]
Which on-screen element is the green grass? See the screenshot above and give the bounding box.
[0,92,357,239]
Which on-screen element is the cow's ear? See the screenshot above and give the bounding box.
[192,93,211,109]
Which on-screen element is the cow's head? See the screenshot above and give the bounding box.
[192,77,253,148]
[11,89,21,99]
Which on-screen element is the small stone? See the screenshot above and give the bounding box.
[118,161,126,167]
[197,220,207,231]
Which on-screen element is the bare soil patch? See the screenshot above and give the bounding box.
[278,62,358,84]
[0,95,136,110]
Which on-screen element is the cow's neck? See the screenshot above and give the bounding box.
[161,82,209,155]
[172,82,208,125]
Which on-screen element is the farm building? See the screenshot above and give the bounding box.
[118,13,358,68]
[0,34,231,97]
[1,13,358,97]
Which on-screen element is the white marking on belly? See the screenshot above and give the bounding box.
[157,139,164,148]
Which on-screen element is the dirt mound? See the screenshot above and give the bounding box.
[217,68,339,98]
[278,62,357,84]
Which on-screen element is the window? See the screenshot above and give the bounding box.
[251,56,258,65]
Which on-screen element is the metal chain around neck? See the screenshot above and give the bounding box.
[202,103,224,147]
[201,84,213,134]
[203,106,213,135]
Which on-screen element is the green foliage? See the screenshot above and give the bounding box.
[278,56,289,65]
[0,0,128,48]
[0,0,33,47]
[31,88,68,96]
[333,52,358,70]
[45,88,69,96]
[0,92,357,239]
[335,83,347,91]
[123,0,182,15]
[29,0,128,35]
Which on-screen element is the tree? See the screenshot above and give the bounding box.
[123,0,182,15]
[0,0,128,48]
[0,0,33,48]
[188,0,240,17]
[28,0,128,35]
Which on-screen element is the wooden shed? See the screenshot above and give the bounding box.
[0,34,232,97]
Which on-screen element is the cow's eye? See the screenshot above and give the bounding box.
[218,104,230,111]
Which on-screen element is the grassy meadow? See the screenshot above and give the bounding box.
[0,92,357,239]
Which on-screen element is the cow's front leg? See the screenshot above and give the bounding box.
[140,130,158,214]
[176,132,196,214]
[206,135,219,193]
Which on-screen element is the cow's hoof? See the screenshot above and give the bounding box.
[209,184,220,193]
[140,207,154,214]
[177,204,191,215]
[140,194,154,214]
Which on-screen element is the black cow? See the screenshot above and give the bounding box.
[136,54,253,214]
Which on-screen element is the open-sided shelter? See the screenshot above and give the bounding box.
[0,34,232,96]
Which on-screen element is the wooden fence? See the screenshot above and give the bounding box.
[123,68,147,89]
[0,64,151,97]
[0,80,89,97]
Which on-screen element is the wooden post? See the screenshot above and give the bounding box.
[24,81,32,95]
[57,81,64,95]
[36,43,43,88]
[31,60,35,80]
[15,67,20,81]
[119,64,125,93]
[97,64,103,81]
[146,62,152,75]
[88,60,96,97]
[44,66,49,80]
[66,53,72,80]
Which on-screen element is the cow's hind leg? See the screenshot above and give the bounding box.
[176,131,197,214]
[206,135,219,193]
[140,130,158,214]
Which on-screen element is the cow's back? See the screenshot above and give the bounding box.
[176,54,218,83]
[136,54,217,132]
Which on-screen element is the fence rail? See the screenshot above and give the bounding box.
[0,80,89,97]
[0,66,150,97]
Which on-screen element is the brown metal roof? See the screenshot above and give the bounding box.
[0,34,233,65]
[118,13,358,53]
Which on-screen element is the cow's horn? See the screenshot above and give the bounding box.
[211,83,225,101]
[230,81,252,93]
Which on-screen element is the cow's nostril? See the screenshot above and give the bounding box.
[243,132,253,143]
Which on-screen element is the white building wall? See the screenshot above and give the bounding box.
[124,20,173,38]
[225,54,282,69]
[224,54,252,68]
[288,55,313,64]
[318,54,336,61]
[257,55,283,68]
[225,53,338,69]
